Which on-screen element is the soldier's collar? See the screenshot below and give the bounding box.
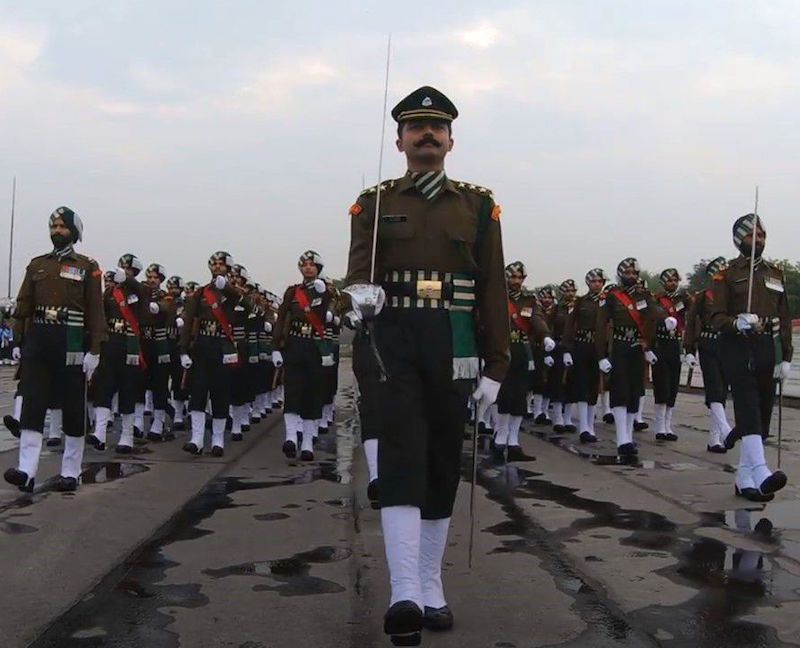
[399,170,458,194]
[50,245,76,260]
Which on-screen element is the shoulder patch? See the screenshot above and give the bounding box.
[349,203,363,217]
[491,204,502,221]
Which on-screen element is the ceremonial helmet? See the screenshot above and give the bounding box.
[659,268,680,285]
[230,264,249,281]
[298,250,324,272]
[185,281,199,292]
[558,279,577,297]
[705,257,728,277]
[505,261,527,278]
[616,257,640,286]
[146,263,166,281]
[118,254,143,276]
[732,213,766,253]
[166,275,185,290]
[208,250,233,269]
[584,268,606,286]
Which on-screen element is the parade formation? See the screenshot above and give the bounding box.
[1,85,795,647]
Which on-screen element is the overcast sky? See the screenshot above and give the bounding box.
[1,0,798,295]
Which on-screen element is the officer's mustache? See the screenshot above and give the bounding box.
[415,136,441,148]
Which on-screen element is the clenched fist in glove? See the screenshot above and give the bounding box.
[684,353,698,368]
[214,275,227,290]
[472,376,501,421]
[272,351,284,367]
[599,358,612,374]
[181,354,193,369]
[563,352,574,367]
[644,350,658,365]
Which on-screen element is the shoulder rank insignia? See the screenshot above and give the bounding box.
[349,203,363,217]
[359,179,397,197]
[491,204,502,221]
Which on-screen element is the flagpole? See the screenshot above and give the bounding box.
[7,177,16,299]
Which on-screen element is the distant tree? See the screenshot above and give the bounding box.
[638,270,661,293]
[769,259,800,318]
[685,259,712,294]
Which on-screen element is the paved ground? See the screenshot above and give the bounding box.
[1,361,800,647]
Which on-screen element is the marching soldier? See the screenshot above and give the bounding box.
[542,281,575,432]
[343,86,509,643]
[709,214,792,501]
[562,268,607,443]
[272,251,333,461]
[166,275,188,431]
[651,268,691,441]
[228,264,255,442]
[179,251,241,457]
[142,263,176,441]
[494,261,550,461]
[4,207,105,492]
[683,257,731,452]
[595,258,676,458]
[89,255,149,453]
[532,286,557,424]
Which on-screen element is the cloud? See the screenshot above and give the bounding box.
[455,24,500,49]
[0,20,47,90]
[129,62,177,93]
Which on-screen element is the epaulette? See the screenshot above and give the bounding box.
[359,179,399,197]
[453,181,494,200]
[75,252,99,266]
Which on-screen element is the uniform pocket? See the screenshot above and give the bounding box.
[378,217,415,239]
[445,220,477,244]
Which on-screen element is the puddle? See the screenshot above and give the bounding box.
[80,462,150,484]
[253,513,291,522]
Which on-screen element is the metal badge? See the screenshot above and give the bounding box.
[45,307,59,321]
[416,280,443,300]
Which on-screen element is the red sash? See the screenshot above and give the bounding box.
[508,299,532,336]
[202,285,237,346]
[610,288,647,339]
[294,286,326,339]
[112,286,147,370]
[658,295,685,334]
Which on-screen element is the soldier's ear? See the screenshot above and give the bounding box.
[447,136,454,152]
[395,137,404,152]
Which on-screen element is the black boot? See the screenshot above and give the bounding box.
[602,412,615,424]
[115,444,133,455]
[3,415,20,438]
[4,467,34,493]
[633,420,648,431]
[579,431,597,444]
[182,442,202,455]
[423,605,454,631]
[706,444,727,454]
[211,446,224,457]
[735,484,774,502]
[758,471,787,495]
[46,437,62,448]
[723,427,741,450]
[282,440,297,458]
[55,476,78,492]
[617,443,638,457]
[300,449,314,461]
[86,434,106,451]
[367,479,379,503]
[384,600,423,646]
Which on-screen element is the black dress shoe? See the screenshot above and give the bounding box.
[664,433,678,442]
[552,424,565,433]
[251,415,261,423]
[723,427,741,450]
[655,433,668,441]
[163,430,175,441]
[367,479,379,502]
[491,444,507,463]
[282,440,297,458]
[46,437,62,448]
[423,605,454,631]
[759,471,787,495]
[182,442,202,455]
[55,476,78,492]
[133,426,144,439]
[3,415,20,438]
[172,420,185,431]
[579,431,598,444]
[211,446,224,457]
[563,424,577,433]
[300,450,314,461]
[86,434,106,451]
[146,431,163,442]
[384,600,423,646]
[231,432,243,442]
[633,421,648,431]
[116,444,133,455]
[602,413,615,424]
[318,426,329,435]
[617,442,638,456]
[241,424,250,433]
[506,445,533,462]
[735,484,774,502]
[534,413,549,425]
[706,444,727,454]
[4,467,34,492]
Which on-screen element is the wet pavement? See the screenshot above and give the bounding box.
[2,359,800,647]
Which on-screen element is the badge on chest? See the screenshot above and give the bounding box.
[60,265,85,281]
[765,276,784,293]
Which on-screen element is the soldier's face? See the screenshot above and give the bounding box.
[561,287,577,302]
[125,267,138,279]
[300,260,318,279]
[230,275,245,289]
[587,278,604,294]
[169,287,182,298]
[209,259,228,277]
[540,295,554,309]
[619,268,638,286]
[396,120,453,169]
[145,271,162,288]
[506,273,524,290]
[743,227,766,257]
[49,217,72,248]
[663,277,679,293]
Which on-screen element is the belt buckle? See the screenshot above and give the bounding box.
[114,321,125,332]
[416,280,442,300]
[45,307,60,322]
[301,325,311,335]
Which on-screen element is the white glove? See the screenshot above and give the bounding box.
[345,283,386,320]
[343,311,362,330]
[321,354,335,367]
[563,352,574,367]
[149,302,160,314]
[313,279,326,294]
[214,275,227,290]
[644,350,658,365]
[333,315,341,326]
[544,355,555,367]
[735,313,759,332]
[685,353,698,368]
[664,316,678,332]
[113,267,126,284]
[543,336,556,353]
[12,347,21,362]
[180,354,192,369]
[325,311,333,323]
[775,361,791,381]
[272,350,284,367]
[176,317,185,329]
[83,352,99,379]
[599,358,612,374]
[263,321,273,333]
[471,376,502,421]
